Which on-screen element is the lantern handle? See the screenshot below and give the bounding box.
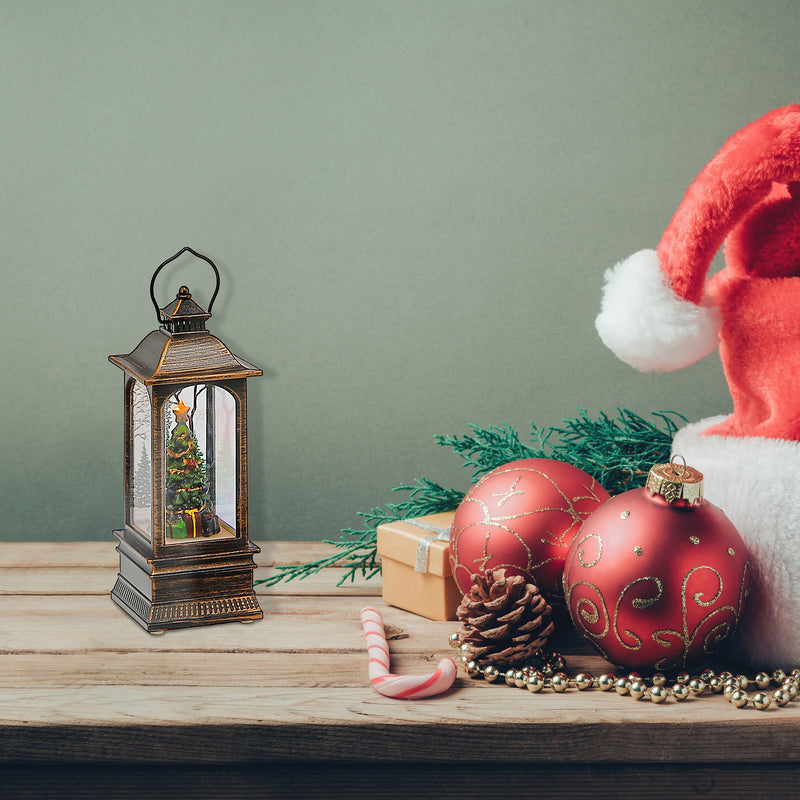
[149,246,221,322]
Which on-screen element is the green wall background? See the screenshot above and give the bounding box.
[2,1,797,542]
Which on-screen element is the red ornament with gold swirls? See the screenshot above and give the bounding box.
[448,459,609,605]
[562,457,752,672]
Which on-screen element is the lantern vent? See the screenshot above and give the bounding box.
[159,286,211,334]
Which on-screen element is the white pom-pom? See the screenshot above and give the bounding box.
[595,249,722,372]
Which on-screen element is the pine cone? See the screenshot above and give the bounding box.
[457,568,554,668]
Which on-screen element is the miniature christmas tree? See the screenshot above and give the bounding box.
[133,448,152,508]
[165,399,211,538]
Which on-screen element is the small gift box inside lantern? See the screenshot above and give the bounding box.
[109,247,263,632]
[376,511,461,621]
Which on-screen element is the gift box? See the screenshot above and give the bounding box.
[201,510,220,536]
[166,515,187,539]
[182,509,202,538]
[376,511,461,621]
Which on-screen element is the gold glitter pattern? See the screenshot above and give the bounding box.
[576,533,603,568]
[617,577,664,649]
[449,464,607,591]
[492,476,524,508]
[563,529,753,671]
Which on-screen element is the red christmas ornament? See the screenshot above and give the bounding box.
[448,459,610,604]
[563,457,752,673]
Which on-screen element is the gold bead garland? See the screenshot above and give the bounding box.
[448,632,800,711]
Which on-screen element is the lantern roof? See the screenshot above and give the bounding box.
[109,285,262,385]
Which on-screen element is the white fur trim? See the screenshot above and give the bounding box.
[595,249,722,372]
[673,418,800,668]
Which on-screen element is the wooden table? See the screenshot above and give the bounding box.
[2,541,799,799]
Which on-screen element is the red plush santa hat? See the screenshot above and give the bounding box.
[596,105,800,441]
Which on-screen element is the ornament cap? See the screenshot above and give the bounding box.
[646,454,704,505]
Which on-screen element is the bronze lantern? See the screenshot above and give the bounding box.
[109,247,263,631]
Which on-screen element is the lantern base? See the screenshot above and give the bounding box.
[672,416,800,669]
[111,575,263,632]
[111,530,263,632]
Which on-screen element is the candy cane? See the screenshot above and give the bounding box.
[360,606,457,699]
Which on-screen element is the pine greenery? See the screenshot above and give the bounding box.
[256,408,685,587]
[257,478,463,587]
[437,408,686,495]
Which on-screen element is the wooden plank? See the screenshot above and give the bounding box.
[0,540,345,568]
[4,679,798,730]
[6,645,794,751]
[1,685,800,764]
[0,541,115,568]
[3,762,800,800]
[0,595,446,654]
[0,651,431,688]
[0,593,771,680]
[0,566,381,596]
[0,648,618,690]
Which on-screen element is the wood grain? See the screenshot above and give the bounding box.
[4,763,800,800]
[0,540,335,568]
[0,566,379,596]
[2,542,799,799]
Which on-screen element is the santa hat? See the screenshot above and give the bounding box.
[596,106,800,667]
[596,105,800,441]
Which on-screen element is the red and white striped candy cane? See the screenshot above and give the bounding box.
[360,606,457,699]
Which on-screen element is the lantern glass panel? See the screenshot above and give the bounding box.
[164,384,238,544]
[129,379,153,540]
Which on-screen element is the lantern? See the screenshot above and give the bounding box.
[109,247,263,631]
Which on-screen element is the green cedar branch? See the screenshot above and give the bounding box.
[434,423,545,481]
[255,478,463,587]
[542,408,686,494]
